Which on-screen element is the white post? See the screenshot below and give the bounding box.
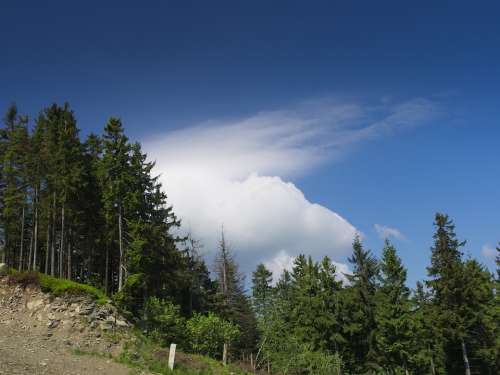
[223,343,228,366]
[168,343,177,370]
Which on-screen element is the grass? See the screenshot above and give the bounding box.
[73,348,113,359]
[7,270,109,305]
[117,332,250,375]
[6,270,251,374]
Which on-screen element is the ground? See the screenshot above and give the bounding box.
[0,278,143,375]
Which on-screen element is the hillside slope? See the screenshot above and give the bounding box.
[0,276,144,375]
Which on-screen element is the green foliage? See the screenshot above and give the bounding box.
[8,271,108,304]
[251,263,273,319]
[39,273,108,304]
[343,235,379,373]
[374,240,412,373]
[143,297,186,347]
[119,332,249,375]
[186,313,240,358]
[212,230,258,355]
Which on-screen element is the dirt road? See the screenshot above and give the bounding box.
[0,280,140,375]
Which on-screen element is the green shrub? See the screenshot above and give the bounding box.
[143,297,186,347]
[186,313,239,359]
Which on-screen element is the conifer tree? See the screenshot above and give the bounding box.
[1,105,29,270]
[374,239,412,373]
[213,229,257,357]
[251,263,273,319]
[100,118,130,292]
[181,234,214,316]
[343,235,379,373]
[426,213,468,374]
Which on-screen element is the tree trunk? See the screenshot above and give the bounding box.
[118,205,124,291]
[44,211,50,274]
[67,231,71,280]
[461,339,471,375]
[28,225,34,271]
[104,246,109,294]
[18,206,25,271]
[59,202,65,278]
[32,187,38,271]
[50,192,56,276]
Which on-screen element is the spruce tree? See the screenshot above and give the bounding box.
[213,229,257,357]
[343,234,379,373]
[1,105,29,270]
[251,263,273,319]
[374,239,412,373]
[426,213,468,374]
[100,118,131,292]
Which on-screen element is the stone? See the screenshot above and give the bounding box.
[78,303,95,315]
[47,319,60,329]
[115,319,128,328]
[27,299,44,311]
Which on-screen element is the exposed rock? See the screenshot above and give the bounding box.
[27,299,44,311]
[116,319,128,328]
[47,320,60,329]
[78,303,95,316]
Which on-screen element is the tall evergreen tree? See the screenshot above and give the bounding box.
[374,239,412,374]
[343,234,379,373]
[0,105,29,270]
[251,263,273,319]
[100,118,130,292]
[426,213,468,374]
[213,228,257,357]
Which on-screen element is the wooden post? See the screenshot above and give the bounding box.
[168,343,176,370]
[267,360,270,373]
[222,343,228,366]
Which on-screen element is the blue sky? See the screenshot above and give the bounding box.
[1,1,499,285]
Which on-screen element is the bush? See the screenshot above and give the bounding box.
[142,297,186,347]
[186,313,240,359]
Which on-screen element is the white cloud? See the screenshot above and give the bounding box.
[374,224,405,240]
[264,250,296,284]
[143,97,437,278]
[264,250,351,285]
[481,244,496,259]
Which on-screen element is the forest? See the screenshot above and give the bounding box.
[0,103,498,375]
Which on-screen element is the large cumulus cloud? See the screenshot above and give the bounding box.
[143,97,438,279]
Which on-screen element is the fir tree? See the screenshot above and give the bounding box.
[426,213,468,374]
[213,228,257,357]
[343,234,379,373]
[374,239,412,373]
[251,263,273,319]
